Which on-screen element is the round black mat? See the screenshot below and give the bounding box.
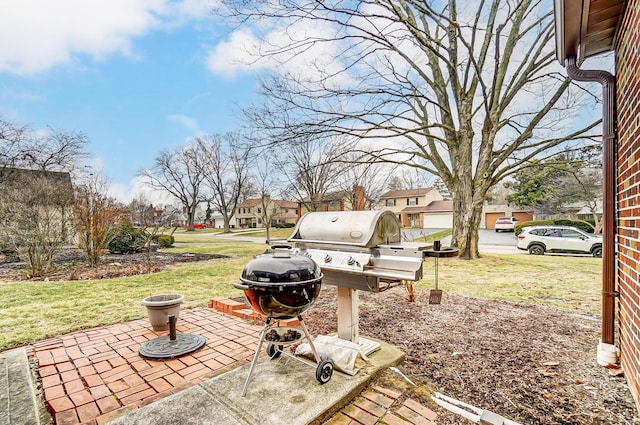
[138,334,206,359]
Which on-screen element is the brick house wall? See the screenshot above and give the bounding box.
[615,0,640,408]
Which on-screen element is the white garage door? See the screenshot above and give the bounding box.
[423,213,453,228]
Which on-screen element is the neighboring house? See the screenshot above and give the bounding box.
[379,188,447,228]
[236,197,298,228]
[127,204,165,227]
[482,204,534,229]
[0,167,74,242]
[555,0,640,411]
[298,185,367,216]
[208,212,236,229]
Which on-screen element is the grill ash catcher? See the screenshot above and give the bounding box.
[287,210,437,352]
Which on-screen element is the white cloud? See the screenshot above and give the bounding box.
[168,114,199,131]
[0,88,44,102]
[206,19,346,82]
[206,28,265,78]
[108,175,175,204]
[0,0,215,76]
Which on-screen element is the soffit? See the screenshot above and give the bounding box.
[555,0,626,63]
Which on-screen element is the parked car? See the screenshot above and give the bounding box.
[494,217,519,232]
[517,225,603,257]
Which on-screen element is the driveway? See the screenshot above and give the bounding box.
[404,228,523,254]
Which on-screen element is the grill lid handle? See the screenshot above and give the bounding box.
[270,244,292,258]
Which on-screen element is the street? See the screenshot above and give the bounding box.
[403,228,523,254]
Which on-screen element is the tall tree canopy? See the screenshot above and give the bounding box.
[506,152,603,232]
[222,0,600,258]
[139,143,206,231]
[197,133,253,233]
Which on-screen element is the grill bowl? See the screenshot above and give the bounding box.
[236,249,322,318]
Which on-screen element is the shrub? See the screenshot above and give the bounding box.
[274,222,296,228]
[156,234,175,247]
[515,219,596,235]
[108,223,148,254]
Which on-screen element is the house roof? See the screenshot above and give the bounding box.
[236,199,261,208]
[401,200,453,213]
[274,200,298,209]
[380,188,434,199]
[300,190,349,203]
[0,167,72,185]
[236,198,298,209]
[554,0,626,63]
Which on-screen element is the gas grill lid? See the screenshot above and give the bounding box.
[288,210,401,248]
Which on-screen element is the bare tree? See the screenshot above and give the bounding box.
[139,143,206,231]
[73,172,122,267]
[0,118,89,178]
[222,0,600,258]
[197,133,252,233]
[336,152,394,210]
[0,119,28,180]
[558,168,603,233]
[128,192,152,226]
[251,154,284,241]
[0,169,74,276]
[0,118,89,273]
[273,136,349,212]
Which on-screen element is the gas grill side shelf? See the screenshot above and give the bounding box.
[321,267,420,292]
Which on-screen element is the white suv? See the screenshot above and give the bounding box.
[517,226,603,257]
[494,217,519,232]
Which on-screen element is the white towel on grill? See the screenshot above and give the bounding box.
[295,335,369,376]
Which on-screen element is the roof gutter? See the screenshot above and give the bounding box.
[565,56,618,364]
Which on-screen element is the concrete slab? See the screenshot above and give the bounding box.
[106,337,404,425]
[0,348,46,425]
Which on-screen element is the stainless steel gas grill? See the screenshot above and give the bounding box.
[287,210,429,348]
[288,210,426,291]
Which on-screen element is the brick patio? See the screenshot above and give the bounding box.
[24,300,436,425]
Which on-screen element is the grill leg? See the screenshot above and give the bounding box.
[337,287,359,343]
[298,316,321,364]
[241,318,271,397]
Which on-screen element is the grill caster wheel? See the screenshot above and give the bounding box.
[316,360,334,384]
[267,343,283,359]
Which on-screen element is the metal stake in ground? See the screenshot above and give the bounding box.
[424,242,458,305]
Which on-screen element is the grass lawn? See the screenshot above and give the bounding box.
[0,243,265,349]
[236,228,296,239]
[420,253,602,315]
[0,243,602,350]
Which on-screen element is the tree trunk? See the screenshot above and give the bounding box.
[451,194,485,260]
[592,210,603,234]
[450,167,489,260]
[186,204,196,231]
[222,210,231,233]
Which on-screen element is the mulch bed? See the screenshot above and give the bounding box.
[303,286,639,425]
[0,247,226,281]
[1,250,638,424]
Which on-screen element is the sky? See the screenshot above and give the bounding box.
[0,1,613,205]
[0,0,264,203]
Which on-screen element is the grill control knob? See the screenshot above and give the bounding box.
[324,254,332,263]
[347,256,356,265]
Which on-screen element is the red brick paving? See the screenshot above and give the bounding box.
[28,307,260,424]
[23,299,436,425]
